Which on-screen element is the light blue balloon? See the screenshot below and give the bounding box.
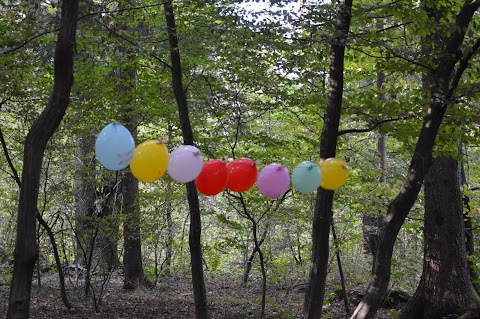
[95,123,135,170]
[291,161,322,194]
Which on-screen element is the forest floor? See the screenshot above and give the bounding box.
[0,273,396,318]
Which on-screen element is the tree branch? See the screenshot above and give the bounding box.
[447,36,480,101]
[0,126,21,187]
[337,115,413,136]
[2,2,169,56]
[78,2,169,21]
[93,18,171,70]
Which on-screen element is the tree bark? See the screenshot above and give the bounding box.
[121,113,148,289]
[332,217,350,315]
[460,145,480,294]
[111,8,150,288]
[164,1,208,318]
[398,157,480,318]
[7,0,79,317]
[351,2,480,318]
[303,1,353,318]
[164,188,174,276]
[74,132,96,265]
[122,170,150,289]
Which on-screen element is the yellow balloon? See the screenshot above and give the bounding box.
[320,158,349,190]
[130,140,168,183]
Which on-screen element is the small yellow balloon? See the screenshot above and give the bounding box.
[320,158,349,190]
[130,140,168,183]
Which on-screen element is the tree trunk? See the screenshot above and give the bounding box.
[362,70,387,259]
[398,157,480,318]
[332,217,350,315]
[303,1,353,318]
[164,191,174,276]
[97,181,120,271]
[74,132,96,265]
[164,1,208,318]
[459,145,480,294]
[351,2,480,318]
[7,0,79,317]
[122,170,150,289]
[242,226,268,285]
[36,214,72,309]
[119,69,148,289]
[112,10,150,288]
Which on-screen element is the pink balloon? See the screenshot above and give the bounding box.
[257,163,290,198]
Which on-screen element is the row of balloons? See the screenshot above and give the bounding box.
[95,122,349,198]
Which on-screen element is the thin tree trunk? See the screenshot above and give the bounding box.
[37,214,72,309]
[303,1,353,318]
[331,217,350,315]
[250,219,268,318]
[351,2,480,318]
[165,125,174,277]
[243,226,268,285]
[165,199,173,276]
[7,0,79,317]
[362,70,387,260]
[164,1,208,318]
[74,133,96,265]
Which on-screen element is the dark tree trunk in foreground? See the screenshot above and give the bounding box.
[399,157,480,318]
[7,0,79,317]
[351,2,480,318]
[303,1,353,318]
[164,1,208,318]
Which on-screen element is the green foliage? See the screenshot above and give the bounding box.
[1,2,480,317]
[0,267,12,286]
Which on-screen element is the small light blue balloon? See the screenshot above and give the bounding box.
[291,161,322,194]
[95,123,135,170]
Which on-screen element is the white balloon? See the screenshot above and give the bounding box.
[167,145,204,183]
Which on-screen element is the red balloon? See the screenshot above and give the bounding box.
[227,158,257,192]
[195,159,228,196]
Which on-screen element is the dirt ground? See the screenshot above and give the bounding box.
[0,274,393,318]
